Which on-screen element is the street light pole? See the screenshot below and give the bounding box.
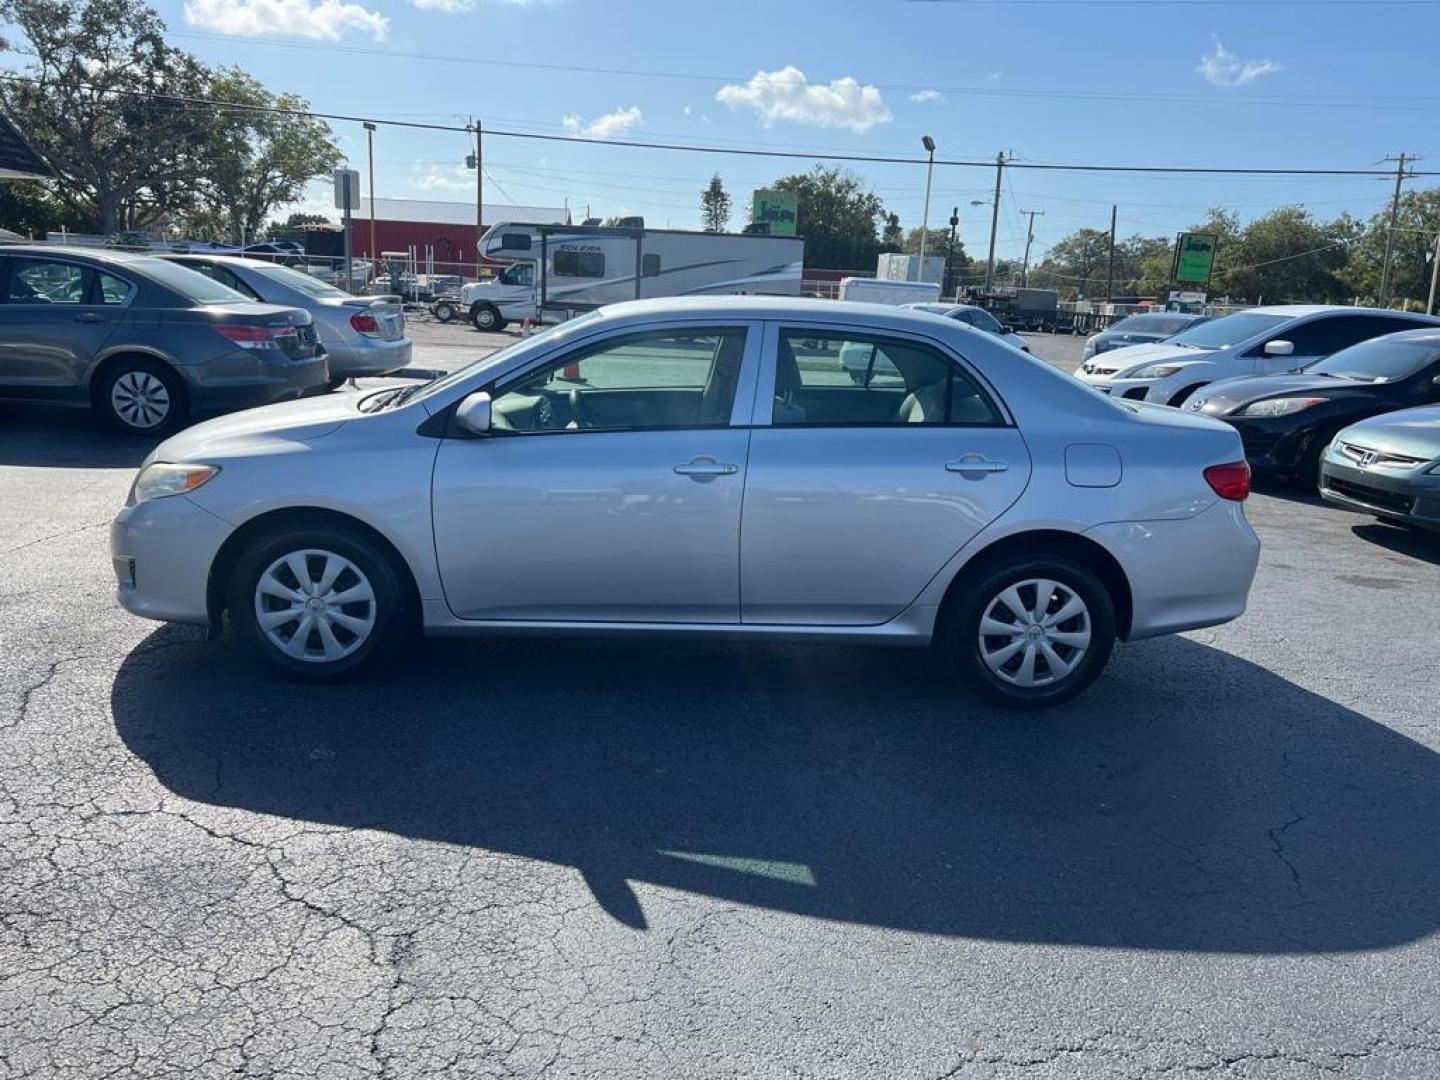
[362,121,377,279]
[1019,208,1044,287]
[1428,231,1440,316]
[918,135,936,273]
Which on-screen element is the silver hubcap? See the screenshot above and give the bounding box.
[110,370,171,429]
[978,578,1092,688]
[253,549,376,663]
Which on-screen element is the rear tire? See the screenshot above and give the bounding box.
[434,301,455,323]
[943,554,1116,710]
[99,358,188,436]
[229,523,410,680]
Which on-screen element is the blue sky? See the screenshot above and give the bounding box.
[138,0,1440,261]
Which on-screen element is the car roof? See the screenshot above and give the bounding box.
[0,244,166,266]
[162,253,286,270]
[1360,327,1440,345]
[593,295,971,330]
[1245,303,1438,319]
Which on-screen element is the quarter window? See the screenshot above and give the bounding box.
[96,272,133,305]
[554,249,605,278]
[775,330,1003,426]
[491,327,748,433]
[5,258,86,304]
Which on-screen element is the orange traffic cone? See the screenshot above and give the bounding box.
[521,318,532,338]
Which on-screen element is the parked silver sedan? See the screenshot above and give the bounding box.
[111,297,1260,708]
[159,255,410,385]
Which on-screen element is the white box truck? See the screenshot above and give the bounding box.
[460,222,805,331]
[837,277,941,306]
[875,253,944,284]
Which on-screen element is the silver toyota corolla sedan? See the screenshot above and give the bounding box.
[111,297,1260,708]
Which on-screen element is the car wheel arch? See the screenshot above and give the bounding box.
[86,348,184,402]
[206,506,422,632]
[934,529,1134,642]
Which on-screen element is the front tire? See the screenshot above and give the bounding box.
[471,303,506,332]
[100,358,188,436]
[433,301,455,323]
[229,524,409,680]
[944,554,1116,710]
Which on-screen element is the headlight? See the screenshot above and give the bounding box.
[1238,397,1325,418]
[1130,364,1185,380]
[131,462,220,503]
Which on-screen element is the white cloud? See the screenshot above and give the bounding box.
[987,71,1002,83]
[909,89,944,105]
[561,106,643,140]
[412,0,472,10]
[414,164,471,192]
[183,0,387,40]
[683,105,692,116]
[716,66,891,133]
[1197,38,1280,88]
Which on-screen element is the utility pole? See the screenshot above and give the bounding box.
[1105,204,1118,300]
[1428,231,1440,316]
[466,118,484,279]
[363,121,377,278]
[1019,209,1045,288]
[984,151,1006,290]
[946,206,959,300]
[1378,153,1412,307]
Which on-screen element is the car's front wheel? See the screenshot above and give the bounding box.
[471,303,506,332]
[945,554,1116,709]
[229,523,409,679]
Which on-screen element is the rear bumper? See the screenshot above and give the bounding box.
[182,352,330,413]
[325,337,413,378]
[1088,499,1261,640]
[111,494,232,626]
[1319,459,1440,529]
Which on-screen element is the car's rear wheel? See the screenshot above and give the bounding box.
[229,524,409,679]
[945,554,1116,710]
[100,358,187,436]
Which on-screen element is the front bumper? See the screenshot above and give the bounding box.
[1088,499,1260,640]
[111,494,232,625]
[325,337,413,378]
[1217,415,1315,475]
[1319,458,1440,530]
[1075,370,1175,404]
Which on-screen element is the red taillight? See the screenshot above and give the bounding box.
[213,323,297,350]
[1204,460,1251,501]
[350,312,380,334]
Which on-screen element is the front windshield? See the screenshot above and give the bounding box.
[141,258,251,304]
[403,312,604,407]
[1111,313,1198,336]
[1308,337,1440,382]
[256,264,350,298]
[1166,311,1288,350]
[967,308,1003,333]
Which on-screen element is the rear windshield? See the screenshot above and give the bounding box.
[137,257,250,304]
[256,264,350,299]
[1166,311,1288,350]
[1110,313,1200,336]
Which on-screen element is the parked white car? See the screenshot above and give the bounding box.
[1076,305,1440,406]
[111,297,1260,709]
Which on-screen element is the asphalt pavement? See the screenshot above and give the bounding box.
[2,323,1438,1078]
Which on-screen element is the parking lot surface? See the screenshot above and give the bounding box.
[3,326,1438,1078]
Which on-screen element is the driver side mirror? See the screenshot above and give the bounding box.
[1263,339,1295,357]
[454,390,492,436]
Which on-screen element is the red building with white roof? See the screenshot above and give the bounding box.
[349,197,569,276]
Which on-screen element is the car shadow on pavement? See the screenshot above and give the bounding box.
[1351,521,1440,565]
[0,403,156,469]
[113,628,1440,954]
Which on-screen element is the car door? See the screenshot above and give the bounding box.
[740,323,1032,626]
[431,322,760,622]
[0,256,121,396]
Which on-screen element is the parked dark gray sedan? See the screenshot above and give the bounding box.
[0,246,326,434]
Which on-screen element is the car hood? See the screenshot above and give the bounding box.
[1337,405,1440,460]
[1093,341,1209,373]
[147,392,360,464]
[1191,373,1353,414]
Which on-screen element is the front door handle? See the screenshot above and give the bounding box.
[946,455,1009,475]
[74,312,109,324]
[674,456,739,479]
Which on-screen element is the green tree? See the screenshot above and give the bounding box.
[699,173,731,233]
[880,212,903,250]
[0,181,65,236]
[1029,228,1112,297]
[0,0,214,233]
[1339,190,1440,306]
[201,68,342,244]
[1215,206,1350,303]
[771,165,887,271]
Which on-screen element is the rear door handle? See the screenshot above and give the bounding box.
[674,457,739,479]
[946,456,1009,475]
[74,312,109,324]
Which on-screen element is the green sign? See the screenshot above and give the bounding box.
[752,189,798,236]
[1172,232,1218,284]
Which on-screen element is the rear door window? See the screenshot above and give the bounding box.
[5,258,87,304]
